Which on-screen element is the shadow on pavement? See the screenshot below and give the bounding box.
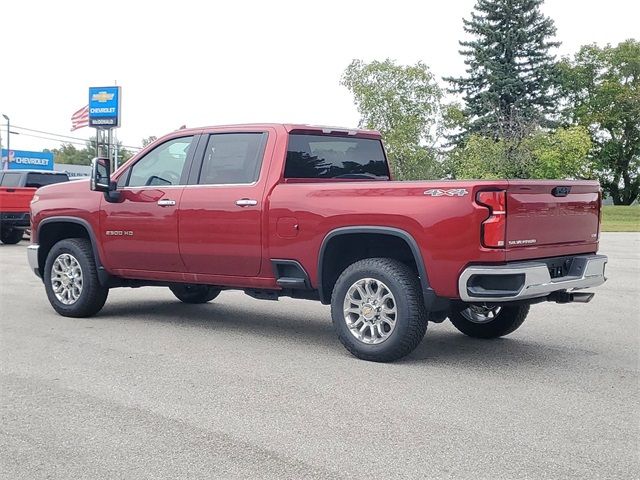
[405,328,581,367]
[97,297,581,367]
[100,298,337,347]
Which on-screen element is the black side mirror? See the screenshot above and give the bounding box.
[90,157,111,192]
[90,157,120,202]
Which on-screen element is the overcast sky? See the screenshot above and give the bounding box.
[1,0,638,153]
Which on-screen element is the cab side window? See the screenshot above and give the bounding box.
[126,136,194,187]
[198,133,267,185]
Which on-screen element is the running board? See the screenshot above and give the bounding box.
[276,277,307,288]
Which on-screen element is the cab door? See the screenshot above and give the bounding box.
[178,130,274,276]
[100,135,199,273]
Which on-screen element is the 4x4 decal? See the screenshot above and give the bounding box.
[423,188,469,197]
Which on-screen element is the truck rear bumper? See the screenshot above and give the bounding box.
[1,212,30,228]
[27,244,41,277]
[458,254,607,302]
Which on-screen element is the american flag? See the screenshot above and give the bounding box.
[70,105,89,131]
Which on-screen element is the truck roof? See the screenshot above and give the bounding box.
[179,123,382,139]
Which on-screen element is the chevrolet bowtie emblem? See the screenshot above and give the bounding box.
[92,91,115,103]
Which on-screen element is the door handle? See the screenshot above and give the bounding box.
[235,198,258,207]
[157,199,176,207]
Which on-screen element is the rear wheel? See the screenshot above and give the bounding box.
[0,227,24,244]
[170,284,221,304]
[43,238,109,317]
[449,304,530,339]
[331,258,428,362]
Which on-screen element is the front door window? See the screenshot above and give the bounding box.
[126,137,193,187]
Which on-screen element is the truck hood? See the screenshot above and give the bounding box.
[30,178,102,227]
[36,178,91,196]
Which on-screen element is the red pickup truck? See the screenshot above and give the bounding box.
[28,124,607,361]
[0,170,68,244]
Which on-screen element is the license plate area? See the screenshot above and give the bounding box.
[545,256,574,279]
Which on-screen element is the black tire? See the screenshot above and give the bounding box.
[449,304,530,339]
[169,284,221,304]
[0,227,24,244]
[43,238,109,317]
[331,258,428,362]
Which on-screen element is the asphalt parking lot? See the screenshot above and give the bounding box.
[1,233,638,479]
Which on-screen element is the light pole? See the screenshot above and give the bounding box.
[2,114,9,170]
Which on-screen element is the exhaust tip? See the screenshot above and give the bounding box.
[571,292,595,303]
[550,291,595,304]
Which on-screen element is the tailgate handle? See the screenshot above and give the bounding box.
[552,186,571,197]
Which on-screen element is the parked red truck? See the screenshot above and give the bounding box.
[27,124,607,361]
[0,170,68,244]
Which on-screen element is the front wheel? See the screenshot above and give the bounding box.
[169,284,221,304]
[43,238,109,317]
[0,227,24,244]
[449,304,530,339]
[331,258,428,362]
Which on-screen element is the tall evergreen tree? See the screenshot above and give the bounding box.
[446,0,560,141]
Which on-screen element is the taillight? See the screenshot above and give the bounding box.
[477,190,506,248]
[597,188,603,240]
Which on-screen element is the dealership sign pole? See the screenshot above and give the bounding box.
[88,86,121,171]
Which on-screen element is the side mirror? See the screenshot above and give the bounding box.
[90,157,120,202]
[90,157,111,192]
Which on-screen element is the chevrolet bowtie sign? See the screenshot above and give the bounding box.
[88,86,121,128]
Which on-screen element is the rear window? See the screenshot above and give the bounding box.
[284,134,389,179]
[25,173,68,188]
[1,173,23,187]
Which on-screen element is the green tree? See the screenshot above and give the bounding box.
[116,144,133,164]
[446,0,560,142]
[447,135,508,179]
[51,143,93,165]
[341,59,443,179]
[558,40,640,204]
[448,126,592,180]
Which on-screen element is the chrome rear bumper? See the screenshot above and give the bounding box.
[458,254,607,302]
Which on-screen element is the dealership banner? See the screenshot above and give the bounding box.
[1,149,54,171]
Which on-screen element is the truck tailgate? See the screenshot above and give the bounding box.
[0,187,37,212]
[506,180,600,251]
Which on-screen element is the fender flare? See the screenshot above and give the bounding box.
[317,226,444,310]
[37,216,111,285]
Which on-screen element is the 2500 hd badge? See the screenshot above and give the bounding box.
[105,230,133,236]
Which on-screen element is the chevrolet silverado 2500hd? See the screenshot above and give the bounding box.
[27,124,607,361]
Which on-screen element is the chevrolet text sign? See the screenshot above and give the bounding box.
[2,149,54,170]
[88,86,121,128]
